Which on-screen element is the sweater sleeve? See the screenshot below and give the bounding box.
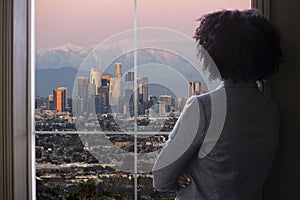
[152,96,208,192]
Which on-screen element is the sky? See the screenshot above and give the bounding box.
[36,0,250,49]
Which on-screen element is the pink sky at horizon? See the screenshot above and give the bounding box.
[36,0,250,49]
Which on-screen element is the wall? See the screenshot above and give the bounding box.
[0,0,14,199]
[270,0,300,199]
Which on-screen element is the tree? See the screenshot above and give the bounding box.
[67,180,96,200]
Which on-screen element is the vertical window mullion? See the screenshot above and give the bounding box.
[133,0,138,199]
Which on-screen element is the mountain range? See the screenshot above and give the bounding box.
[36,43,207,98]
[36,43,93,70]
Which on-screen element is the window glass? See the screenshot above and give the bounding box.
[136,1,250,198]
[35,1,135,199]
[35,0,250,199]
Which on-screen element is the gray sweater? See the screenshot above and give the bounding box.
[152,81,279,200]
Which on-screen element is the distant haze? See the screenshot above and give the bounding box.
[36,0,250,97]
[36,0,250,49]
[35,46,208,98]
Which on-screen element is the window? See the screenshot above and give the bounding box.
[2,0,278,199]
[34,1,252,199]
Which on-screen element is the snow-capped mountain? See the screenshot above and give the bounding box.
[35,43,207,97]
[36,43,93,69]
[36,43,193,70]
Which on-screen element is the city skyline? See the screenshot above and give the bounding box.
[34,2,251,199]
[42,62,204,116]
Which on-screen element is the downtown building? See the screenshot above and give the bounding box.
[53,87,67,112]
[188,81,203,97]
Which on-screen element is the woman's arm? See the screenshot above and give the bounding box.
[152,96,208,192]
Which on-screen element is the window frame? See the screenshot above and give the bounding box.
[3,0,270,199]
[14,0,35,199]
[0,0,35,199]
[252,0,271,19]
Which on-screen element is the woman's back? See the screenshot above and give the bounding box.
[176,81,279,199]
[153,9,282,200]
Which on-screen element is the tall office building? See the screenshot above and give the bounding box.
[110,63,123,113]
[87,83,96,113]
[124,71,134,113]
[188,81,202,97]
[73,96,84,116]
[90,68,101,95]
[77,76,89,98]
[159,95,172,105]
[125,71,134,82]
[101,74,111,86]
[48,94,54,110]
[124,71,149,115]
[95,74,111,114]
[159,95,172,112]
[77,76,90,113]
[114,62,122,78]
[35,96,45,109]
[138,77,148,103]
[53,87,67,112]
[97,88,110,114]
[158,101,166,115]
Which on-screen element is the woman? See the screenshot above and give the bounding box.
[152,9,282,200]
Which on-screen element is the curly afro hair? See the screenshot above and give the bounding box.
[194,9,282,82]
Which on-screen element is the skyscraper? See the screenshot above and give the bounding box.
[77,76,89,98]
[158,101,166,115]
[188,81,202,97]
[53,87,67,112]
[87,83,96,113]
[138,77,148,103]
[96,74,111,114]
[76,76,90,113]
[101,74,111,86]
[124,71,134,110]
[124,71,149,115]
[114,62,122,78]
[110,63,123,113]
[159,95,172,112]
[125,71,134,82]
[48,94,54,110]
[97,87,110,114]
[90,68,101,95]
